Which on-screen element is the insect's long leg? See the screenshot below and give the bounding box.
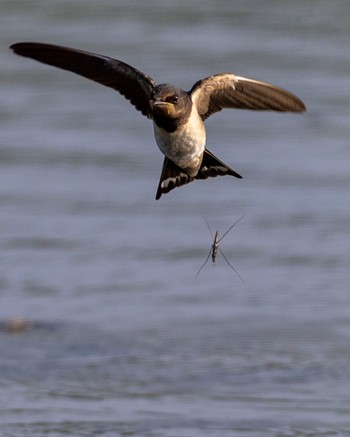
[205,218,214,239]
[219,248,245,284]
[219,215,244,243]
[197,216,244,281]
[195,248,212,278]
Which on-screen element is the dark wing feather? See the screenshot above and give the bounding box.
[10,42,156,118]
[190,73,306,120]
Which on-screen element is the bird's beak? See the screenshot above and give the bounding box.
[150,100,172,109]
[150,99,175,116]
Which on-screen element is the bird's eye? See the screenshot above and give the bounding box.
[166,94,179,104]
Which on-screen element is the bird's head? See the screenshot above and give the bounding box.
[150,84,190,119]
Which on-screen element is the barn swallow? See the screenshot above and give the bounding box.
[10,42,306,199]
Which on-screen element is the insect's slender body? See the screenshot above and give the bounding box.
[212,231,220,262]
[196,216,244,283]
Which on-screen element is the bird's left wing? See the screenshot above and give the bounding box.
[190,73,306,120]
[10,42,156,118]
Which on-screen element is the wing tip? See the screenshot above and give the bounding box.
[296,100,307,113]
[9,42,23,53]
[10,42,41,54]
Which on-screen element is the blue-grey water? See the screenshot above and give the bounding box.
[1,1,350,435]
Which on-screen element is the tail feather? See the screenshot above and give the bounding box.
[155,149,242,200]
[155,158,194,200]
[196,149,242,180]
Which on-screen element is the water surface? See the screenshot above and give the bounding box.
[1,1,350,435]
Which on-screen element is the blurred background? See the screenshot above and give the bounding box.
[1,0,350,435]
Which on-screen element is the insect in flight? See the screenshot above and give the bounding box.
[196,216,244,283]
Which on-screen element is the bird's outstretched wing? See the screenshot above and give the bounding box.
[10,42,156,118]
[190,73,306,120]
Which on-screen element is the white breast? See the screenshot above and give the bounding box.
[153,105,206,170]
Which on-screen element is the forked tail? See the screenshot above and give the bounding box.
[156,148,242,199]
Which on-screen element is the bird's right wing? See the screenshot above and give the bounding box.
[10,42,156,118]
[190,73,306,120]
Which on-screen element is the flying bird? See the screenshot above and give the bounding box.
[10,42,306,199]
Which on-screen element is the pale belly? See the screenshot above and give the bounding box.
[153,109,206,172]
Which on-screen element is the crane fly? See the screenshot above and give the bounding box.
[196,216,244,283]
